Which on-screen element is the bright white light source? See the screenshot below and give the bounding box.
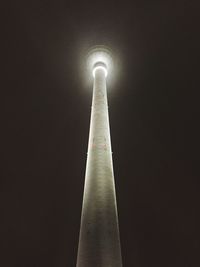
[87,46,113,79]
[92,66,108,78]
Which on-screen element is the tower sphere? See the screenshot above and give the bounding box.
[87,45,113,78]
[92,62,108,77]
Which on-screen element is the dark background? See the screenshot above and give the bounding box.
[2,0,200,266]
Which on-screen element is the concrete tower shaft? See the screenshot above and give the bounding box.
[76,63,122,267]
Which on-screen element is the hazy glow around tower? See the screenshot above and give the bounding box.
[87,45,113,79]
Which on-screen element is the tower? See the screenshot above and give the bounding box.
[76,47,122,267]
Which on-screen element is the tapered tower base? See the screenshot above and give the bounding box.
[76,48,122,267]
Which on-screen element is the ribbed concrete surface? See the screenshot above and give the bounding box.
[76,68,122,267]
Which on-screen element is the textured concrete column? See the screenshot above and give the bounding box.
[76,66,122,267]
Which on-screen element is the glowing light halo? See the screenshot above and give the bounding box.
[92,65,108,78]
[87,45,113,78]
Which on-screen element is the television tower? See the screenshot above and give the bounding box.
[76,47,122,267]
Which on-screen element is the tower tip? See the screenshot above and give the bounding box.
[87,45,113,77]
[92,62,108,78]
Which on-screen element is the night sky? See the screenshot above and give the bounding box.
[2,0,200,266]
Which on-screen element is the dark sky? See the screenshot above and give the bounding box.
[2,0,200,266]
